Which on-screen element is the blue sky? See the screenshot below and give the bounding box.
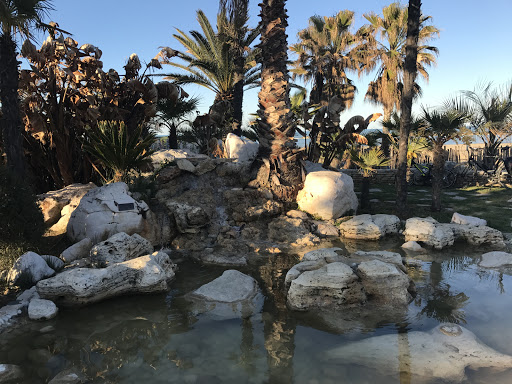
[34,0,512,130]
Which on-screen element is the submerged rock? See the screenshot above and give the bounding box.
[338,214,400,240]
[326,323,512,382]
[297,171,358,220]
[186,270,263,319]
[479,251,512,268]
[36,252,176,307]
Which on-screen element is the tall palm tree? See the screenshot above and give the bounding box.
[420,102,467,211]
[463,82,512,170]
[363,2,439,121]
[290,10,361,108]
[395,0,422,216]
[0,0,52,177]
[161,9,259,131]
[256,0,302,202]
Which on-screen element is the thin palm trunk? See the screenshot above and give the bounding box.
[395,0,421,216]
[360,176,371,210]
[169,123,178,149]
[232,55,245,136]
[0,33,25,177]
[431,143,444,211]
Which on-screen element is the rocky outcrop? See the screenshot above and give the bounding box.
[186,270,263,319]
[449,224,505,248]
[36,252,176,307]
[286,248,413,311]
[7,252,55,287]
[165,202,210,234]
[478,251,512,268]
[89,232,153,267]
[297,171,358,220]
[268,217,320,248]
[28,299,58,321]
[225,133,259,163]
[67,182,161,244]
[338,214,400,240]
[451,212,487,226]
[326,323,512,382]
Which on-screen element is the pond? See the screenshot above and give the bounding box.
[1,239,512,384]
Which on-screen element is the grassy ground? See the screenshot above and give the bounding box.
[355,182,512,233]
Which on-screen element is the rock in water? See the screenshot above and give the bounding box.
[338,214,400,240]
[479,251,512,268]
[403,217,455,249]
[28,299,58,321]
[297,171,358,220]
[326,323,512,382]
[89,232,153,267]
[36,252,176,307]
[451,212,487,226]
[186,270,263,319]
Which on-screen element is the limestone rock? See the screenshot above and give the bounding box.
[450,224,505,248]
[7,252,55,287]
[268,216,320,247]
[40,255,64,271]
[326,323,512,382]
[176,158,196,173]
[401,241,424,252]
[225,133,259,163]
[28,299,58,321]
[312,221,340,237]
[479,251,512,268]
[60,238,93,263]
[48,369,86,384]
[165,202,210,234]
[90,232,153,267]
[297,171,358,220]
[339,214,400,240]
[286,210,309,220]
[186,270,263,319]
[0,304,24,331]
[67,182,158,244]
[200,253,247,267]
[403,217,455,249]
[451,212,487,226]
[0,364,24,383]
[16,286,40,304]
[36,252,176,307]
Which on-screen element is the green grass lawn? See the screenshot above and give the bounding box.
[355,183,512,233]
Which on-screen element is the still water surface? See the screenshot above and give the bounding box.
[1,240,512,384]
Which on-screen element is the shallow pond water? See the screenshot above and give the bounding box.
[1,239,512,384]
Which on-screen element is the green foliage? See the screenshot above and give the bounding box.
[349,147,390,177]
[0,165,44,242]
[84,121,156,183]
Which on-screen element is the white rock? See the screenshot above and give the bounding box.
[403,217,455,249]
[0,364,24,383]
[0,304,24,331]
[28,299,58,321]
[176,158,196,173]
[338,214,400,240]
[451,212,487,226]
[351,251,406,272]
[48,369,86,384]
[401,241,424,252]
[302,247,344,263]
[450,224,505,248]
[17,286,40,305]
[297,171,358,220]
[40,255,64,271]
[286,210,309,220]
[479,251,512,268]
[36,252,176,307]
[327,323,512,382]
[7,252,55,287]
[60,238,93,263]
[90,232,153,267]
[67,182,157,244]
[151,148,206,168]
[165,202,210,234]
[186,270,263,319]
[312,221,340,237]
[225,133,259,163]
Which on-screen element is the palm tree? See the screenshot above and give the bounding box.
[363,2,439,121]
[0,0,53,177]
[463,82,512,170]
[395,0,422,216]
[256,0,302,201]
[290,10,360,108]
[160,9,259,131]
[156,96,199,149]
[420,102,467,211]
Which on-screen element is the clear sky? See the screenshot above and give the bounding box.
[32,0,512,130]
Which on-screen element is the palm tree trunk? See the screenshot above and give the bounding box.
[431,143,444,212]
[231,56,245,136]
[256,0,302,201]
[169,123,178,149]
[0,33,25,177]
[360,176,371,210]
[395,0,421,216]
[381,105,393,157]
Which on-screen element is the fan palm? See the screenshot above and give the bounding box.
[156,96,199,149]
[420,101,467,211]
[0,0,53,177]
[290,10,360,108]
[463,82,512,169]
[382,112,426,166]
[83,121,156,183]
[160,10,259,129]
[363,2,439,121]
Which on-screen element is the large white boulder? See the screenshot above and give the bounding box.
[297,171,358,220]
[327,323,512,382]
[225,133,259,163]
[89,232,153,267]
[403,217,455,249]
[451,212,487,226]
[67,182,157,243]
[28,298,58,321]
[186,270,263,319]
[338,214,400,240]
[36,252,176,307]
[7,252,55,287]
[449,224,505,248]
